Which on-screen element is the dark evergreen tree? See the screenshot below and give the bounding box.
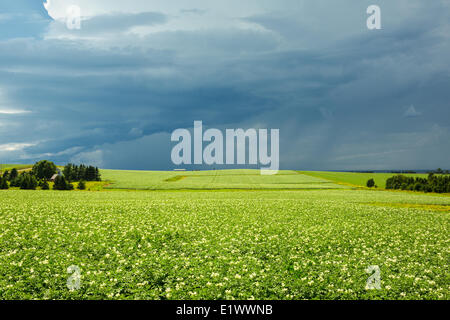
[53,175,67,190]
[78,165,86,181]
[77,180,86,190]
[9,177,20,187]
[41,180,50,190]
[95,167,101,181]
[53,175,73,190]
[9,168,18,181]
[0,177,9,189]
[63,164,74,182]
[20,174,37,190]
[62,163,100,182]
[85,166,95,181]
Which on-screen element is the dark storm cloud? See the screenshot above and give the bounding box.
[0,0,449,170]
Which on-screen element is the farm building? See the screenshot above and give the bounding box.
[50,169,63,182]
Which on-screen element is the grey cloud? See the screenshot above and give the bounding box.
[180,9,207,15]
[52,11,168,35]
[0,0,449,170]
[70,132,172,169]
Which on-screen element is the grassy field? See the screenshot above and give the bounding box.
[0,169,448,300]
[101,169,346,190]
[0,188,448,300]
[301,171,429,188]
[0,164,32,172]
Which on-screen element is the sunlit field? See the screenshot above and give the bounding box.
[0,164,32,172]
[0,184,448,300]
[101,169,346,190]
[301,171,429,188]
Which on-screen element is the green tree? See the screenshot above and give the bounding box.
[95,167,101,181]
[366,178,375,188]
[77,180,86,190]
[20,174,37,190]
[0,177,9,189]
[53,175,73,190]
[9,177,20,187]
[41,180,50,190]
[2,170,9,179]
[32,160,57,180]
[86,166,96,181]
[53,175,67,190]
[63,164,74,182]
[19,176,28,189]
[9,168,18,181]
[77,165,86,181]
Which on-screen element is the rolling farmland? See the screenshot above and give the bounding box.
[101,169,346,190]
[301,171,429,188]
[0,169,448,300]
[0,164,32,172]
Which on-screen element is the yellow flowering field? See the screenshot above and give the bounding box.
[0,189,448,299]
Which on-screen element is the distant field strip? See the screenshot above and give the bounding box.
[301,171,429,188]
[101,169,346,190]
[0,164,32,172]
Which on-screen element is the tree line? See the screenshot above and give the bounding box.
[363,169,450,194]
[0,160,100,190]
[385,173,450,193]
[63,164,101,182]
[1,167,38,190]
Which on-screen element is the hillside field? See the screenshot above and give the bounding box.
[0,164,32,172]
[301,171,429,188]
[101,169,346,190]
[0,169,448,300]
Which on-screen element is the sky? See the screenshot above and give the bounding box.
[0,0,449,170]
